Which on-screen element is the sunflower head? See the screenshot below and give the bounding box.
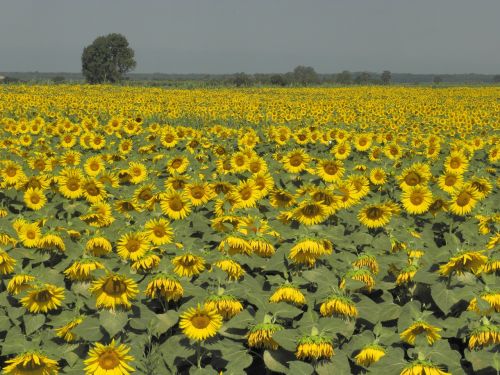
[179,304,223,341]
[84,339,135,374]
[2,352,59,375]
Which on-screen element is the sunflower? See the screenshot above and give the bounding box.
[369,167,387,185]
[269,285,306,306]
[37,233,66,252]
[439,250,488,276]
[21,283,65,313]
[296,335,334,360]
[397,163,431,190]
[384,143,402,160]
[353,133,373,151]
[118,139,133,155]
[467,291,500,315]
[335,182,360,209]
[230,180,261,209]
[117,232,150,261]
[437,171,463,193]
[354,344,385,367]
[84,155,105,176]
[145,274,184,302]
[316,159,345,182]
[128,162,148,184]
[0,250,16,274]
[160,190,192,220]
[444,151,468,174]
[212,258,245,280]
[131,252,161,272]
[2,352,59,375]
[7,274,35,295]
[282,149,311,174]
[400,321,441,345]
[184,182,214,206]
[348,175,370,199]
[204,294,243,319]
[291,200,329,226]
[352,254,379,274]
[401,185,433,214]
[58,168,84,199]
[230,151,249,172]
[85,237,113,256]
[144,218,173,246]
[18,222,42,248]
[332,142,351,160]
[81,178,107,203]
[84,340,135,375]
[358,203,394,228]
[468,324,500,349]
[269,188,295,208]
[179,304,223,341]
[396,265,418,285]
[64,259,104,281]
[400,360,450,375]
[55,317,83,342]
[247,323,283,350]
[166,156,189,175]
[132,184,157,209]
[172,253,205,277]
[341,269,375,292]
[2,161,25,185]
[90,274,138,310]
[250,172,274,196]
[469,177,493,200]
[320,294,358,318]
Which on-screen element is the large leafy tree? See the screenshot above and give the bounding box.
[81,33,136,84]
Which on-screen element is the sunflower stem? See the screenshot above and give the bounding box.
[196,341,202,368]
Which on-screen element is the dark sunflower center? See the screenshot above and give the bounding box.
[235,156,245,166]
[240,187,253,200]
[366,207,383,220]
[99,351,120,370]
[84,183,100,196]
[191,315,211,329]
[164,134,175,143]
[471,182,486,192]
[191,187,205,199]
[153,226,166,237]
[6,166,17,177]
[132,168,142,177]
[169,198,184,211]
[324,163,338,175]
[26,230,37,240]
[126,239,141,252]
[302,204,321,217]
[445,175,457,186]
[449,158,461,169]
[34,160,46,170]
[289,155,303,167]
[249,162,261,173]
[171,159,183,169]
[90,162,100,171]
[456,192,472,207]
[410,194,424,205]
[103,278,127,296]
[405,172,421,186]
[34,290,51,303]
[138,189,153,201]
[30,194,41,204]
[171,179,185,190]
[359,138,367,146]
[67,178,80,191]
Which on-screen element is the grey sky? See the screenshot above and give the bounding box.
[1,0,499,74]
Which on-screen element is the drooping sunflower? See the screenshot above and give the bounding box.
[247,323,283,350]
[340,268,375,292]
[400,360,450,375]
[396,264,419,285]
[145,274,184,302]
[116,232,150,261]
[204,294,243,319]
[320,294,358,318]
[352,254,379,274]
[0,250,16,275]
[439,250,488,276]
[400,321,441,345]
[269,285,306,306]
[160,190,192,220]
[468,324,500,349]
[89,274,139,310]
[401,185,433,215]
[85,237,113,256]
[172,253,206,277]
[212,258,245,280]
[21,283,65,313]
[38,233,66,252]
[358,203,394,228]
[288,238,332,266]
[467,291,500,315]
[2,352,59,375]
[55,317,83,342]
[64,259,104,281]
[7,274,35,295]
[354,344,385,367]
[296,335,334,360]
[179,304,223,341]
[84,340,135,375]
[131,252,161,273]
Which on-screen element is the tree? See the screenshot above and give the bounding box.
[336,70,352,85]
[81,33,136,84]
[381,70,391,85]
[270,74,287,86]
[292,65,319,85]
[354,72,371,84]
[433,76,443,85]
[231,72,252,87]
[493,75,500,83]
[52,75,66,84]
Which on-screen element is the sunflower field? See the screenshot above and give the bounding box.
[0,85,499,375]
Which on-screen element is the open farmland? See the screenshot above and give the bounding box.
[0,85,499,374]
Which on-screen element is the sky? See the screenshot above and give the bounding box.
[1,0,499,74]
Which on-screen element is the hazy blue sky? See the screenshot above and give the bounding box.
[1,0,499,74]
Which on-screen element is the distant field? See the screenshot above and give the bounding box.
[0,85,498,374]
